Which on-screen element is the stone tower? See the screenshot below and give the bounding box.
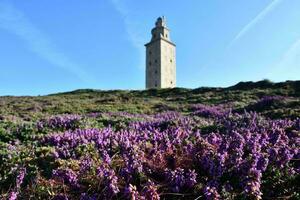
[145,16,176,89]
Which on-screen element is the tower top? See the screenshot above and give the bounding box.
[145,16,175,47]
[155,16,167,28]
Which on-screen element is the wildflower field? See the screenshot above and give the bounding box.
[0,80,299,199]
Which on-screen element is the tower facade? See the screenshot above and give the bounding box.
[145,17,176,89]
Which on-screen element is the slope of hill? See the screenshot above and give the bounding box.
[0,80,299,199]
[1,80,300,120]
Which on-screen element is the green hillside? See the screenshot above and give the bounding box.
[1,80,300,120]
[1,80,299,199]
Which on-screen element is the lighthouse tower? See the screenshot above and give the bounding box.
[145,17,176,89]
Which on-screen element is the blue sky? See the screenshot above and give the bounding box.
[0,0,299,95]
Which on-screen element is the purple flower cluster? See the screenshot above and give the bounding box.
[80,193,97,200]
[52,168,79,188]
[42,128,113,159]
[124,184,140,200]
[37,110,299,199]
[8,167,26,200]
[204,183,220,200]
[37,114,81,131]
[124,180,160,200]
[97,166,120,197]
[143,180,160,200]
[249,96,285,111]
[8,192,18,200]
[164,168,197,192]
[258,96,285,105]
[191,104,228,118]
[80,157,93,173]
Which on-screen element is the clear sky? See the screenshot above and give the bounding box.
[0,0,299,95]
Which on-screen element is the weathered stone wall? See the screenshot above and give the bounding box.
[146,41,161,88]
[161,40,176,88]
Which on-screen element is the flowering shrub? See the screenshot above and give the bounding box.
[247,96,285,112]
[7,167,26,200]
[191,104,228,118]
[0,107,299,199]
[37,114,82,131]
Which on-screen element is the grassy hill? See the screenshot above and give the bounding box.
[0,80,299,199]
[1,80,300,120]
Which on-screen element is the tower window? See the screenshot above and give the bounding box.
[153,34,156,38]
[155,70,157,74]
[166,34,168,38]
[149,61,152,66]
[149,51,152,55]
[171,81,173,84]
[155,59,157,63]
[170,59,172,63]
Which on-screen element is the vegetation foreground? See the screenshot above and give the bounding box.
[0,80,299,200]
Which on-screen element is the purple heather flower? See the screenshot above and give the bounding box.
[257,156,269,171]
[37,114,81,131]
[124,184,140,200]
[164,168,197,192]
[268,147,278,162]
[277,147,293,167]
[80,193,98,200]
[80,157,93,174]
[242,169,262,199]
[8,191,18,200]
[52,168,78,187]
[143,180,160,200]
[97,166,120,196]
[186,169,197,187]
[16,167,26,189]
[203,185,220,200]
[102,151,112,164]
[191,104,227,118]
